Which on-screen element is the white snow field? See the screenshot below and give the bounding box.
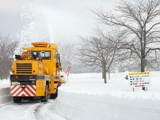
[57,72,160,120]
[0,72,160,120]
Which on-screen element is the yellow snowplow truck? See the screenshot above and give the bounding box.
[10,42,64,103]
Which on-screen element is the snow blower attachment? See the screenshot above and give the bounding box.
[10,42,66,103]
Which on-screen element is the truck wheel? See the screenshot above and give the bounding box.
[50,89,58,99]
[13,98,22,103]
[41,85,49,102]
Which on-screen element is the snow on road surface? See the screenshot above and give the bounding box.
[0,99,65,120]
[0,72,160,120]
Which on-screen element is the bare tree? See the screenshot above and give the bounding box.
[78,31,125,83]
[0,35,19,79]
[57,42,76,73]
[94,0,160,72]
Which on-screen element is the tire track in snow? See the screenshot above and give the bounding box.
[33,100,66,120]
[0,101,33,120]
[25,102,43,120]
[0,102,13,115]
[24,99,66,120]
[0,102,12,110]
[0,99,66,120]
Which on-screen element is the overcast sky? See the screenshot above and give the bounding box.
[0,0,117,43]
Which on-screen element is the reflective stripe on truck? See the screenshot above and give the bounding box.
[10,85,36,97]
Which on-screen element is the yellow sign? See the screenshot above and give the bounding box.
[128,72,150,76]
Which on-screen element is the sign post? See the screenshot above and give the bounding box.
[128,72,151,92]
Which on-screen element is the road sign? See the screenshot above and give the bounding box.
[128,72,151,91]
[128,72,150,76]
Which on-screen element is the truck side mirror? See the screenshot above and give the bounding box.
[15,55,21,60]
[58,54,60,60]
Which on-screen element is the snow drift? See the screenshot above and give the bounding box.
[57,72,160,120]
[0,88,12,104]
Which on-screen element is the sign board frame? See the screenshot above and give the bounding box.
[128,72,151,91]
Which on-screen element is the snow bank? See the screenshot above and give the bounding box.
[57,72,160,120]
[0,79,10,88]
[0,88,12,104]
[0,80,11,104]
[57,90,160,120]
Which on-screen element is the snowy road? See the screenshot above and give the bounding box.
[0,99,66,120]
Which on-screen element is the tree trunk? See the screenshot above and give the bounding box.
[103,70,107,83]
[141,57,145,72]
[102,67,107,83]
[108,70,110,80]
[102,62,107,84]
[141,56,146,90]
[102,68,104,79]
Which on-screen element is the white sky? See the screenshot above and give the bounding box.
[0,0,117,43]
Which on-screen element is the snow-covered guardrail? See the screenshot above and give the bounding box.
[0,87,12,104]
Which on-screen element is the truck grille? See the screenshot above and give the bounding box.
[16,63,32,74]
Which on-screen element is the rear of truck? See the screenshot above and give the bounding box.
[10,60,50,103]
[10,42,64,103]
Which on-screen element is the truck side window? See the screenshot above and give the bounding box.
[41,51,51,60]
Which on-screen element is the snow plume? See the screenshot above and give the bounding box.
[17,4,56,46]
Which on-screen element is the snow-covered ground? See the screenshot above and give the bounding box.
[58,72,160,120]
[0,72,160,120]
[0,79,10,88]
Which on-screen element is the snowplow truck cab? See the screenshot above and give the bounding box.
[10,42,63,103]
